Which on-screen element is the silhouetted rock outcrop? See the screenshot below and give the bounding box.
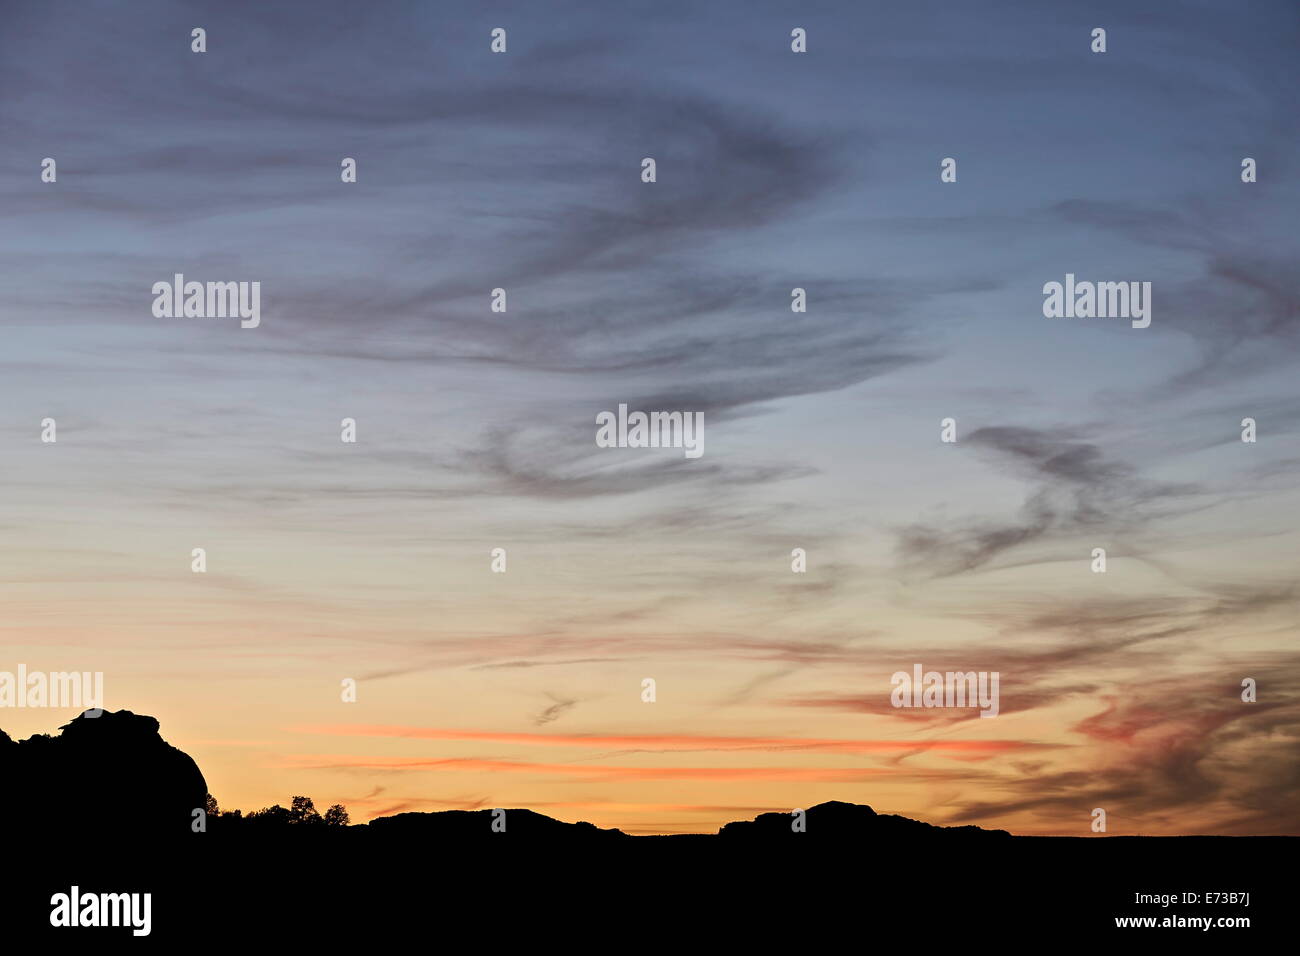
[718,799,1011,839]
[0,709,206,841]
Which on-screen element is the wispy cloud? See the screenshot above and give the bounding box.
[289,724,1051,756]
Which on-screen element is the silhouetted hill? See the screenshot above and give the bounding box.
[367,807,630,840]
[362,802,1013,841]
[718,799,1011,839]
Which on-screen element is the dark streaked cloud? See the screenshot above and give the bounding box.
[944,664,1300,834]
[895,425,1205,578]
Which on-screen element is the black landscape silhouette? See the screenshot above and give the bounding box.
[2,710,1279,940]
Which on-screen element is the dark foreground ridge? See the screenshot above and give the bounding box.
[2,711,1280,941]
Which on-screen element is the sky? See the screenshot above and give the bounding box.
[1,0,1297,835]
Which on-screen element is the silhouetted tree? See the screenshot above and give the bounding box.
[249,804,292,826]
[204,795,346,828]
[290,795,323,825]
